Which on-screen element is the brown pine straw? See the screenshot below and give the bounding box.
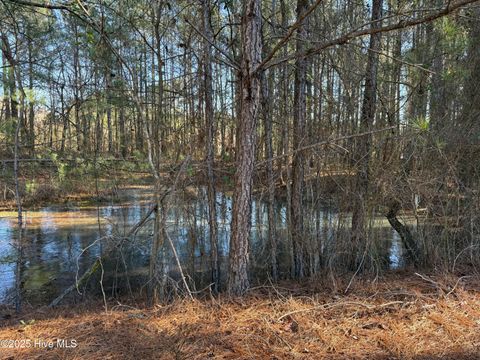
[1,272,480,359]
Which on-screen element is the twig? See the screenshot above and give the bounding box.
[165,230,194,300]
[265,0,479,68]
[446,276,472,297]
[257,0,325,71]
[151,155,193,301]
[344,247,368,294]
[255,126,396,167]
[414,272,446,294]
[184,17,240,71]
[452,244,480,272]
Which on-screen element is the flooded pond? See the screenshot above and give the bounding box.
[0,187,404,305]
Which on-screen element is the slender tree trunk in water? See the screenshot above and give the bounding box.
[228,0,262,296]
[14,229,23,314]
[147,0,165,305]
[275,0,294,276]
[148,203,165,304]
[3,32,25,313]
[291,0,308,279]
[351,0,383,268]
[261,0,279,282]
[146,171,165,306]
[262,71,278,281]
[201,0,220,292]
[146,124,164,305]
[14,100,22,227]
[13,73,23,313]
[2,33,23,226]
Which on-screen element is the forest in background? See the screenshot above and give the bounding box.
[1,0,480,304]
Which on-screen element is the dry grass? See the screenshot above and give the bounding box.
[1,273,480,359]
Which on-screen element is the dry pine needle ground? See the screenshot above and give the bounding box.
[1,272,480,360]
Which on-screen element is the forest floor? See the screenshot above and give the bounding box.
[1,272,480,359]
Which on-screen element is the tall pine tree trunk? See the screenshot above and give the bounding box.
[351,0,383,268]
[291,0,308,279]
[228,0,262,296]
[202,0,220,292]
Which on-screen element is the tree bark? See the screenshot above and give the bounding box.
[228,0,262,296]
[351,0,383,267]
[262,67,278,281]
[291,0,309,279]
[202,0,220,292]
[27,36,35,155]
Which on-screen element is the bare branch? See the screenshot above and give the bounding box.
[184,16,240,71]
[264,0,479,69]
[257,0,325,71]
[256,126,397,168]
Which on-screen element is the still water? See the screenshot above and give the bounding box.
[0,187,403,305]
